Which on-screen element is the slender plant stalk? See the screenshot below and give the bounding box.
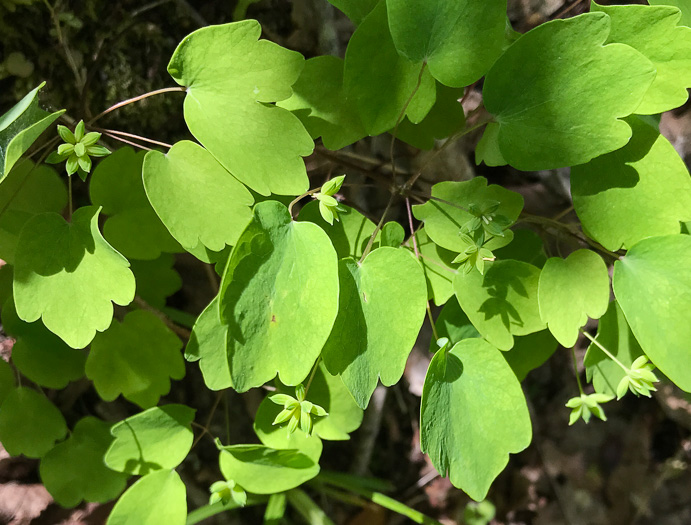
[580,329,630,373]
[89,86,186,124]
[571,347,584,395]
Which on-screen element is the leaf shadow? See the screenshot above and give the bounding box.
[477,263,533,331]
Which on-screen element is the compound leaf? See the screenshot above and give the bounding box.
[90,147,181,260]
[218,445,319,494]
[386,0,506,87]
[613,234,691,391]
[0,83,64,182]
[538,250,610,348]
[107,469,186,525]
[322,247,427,408]
[13,206,136,349]
[278,56,367,150]
[0,387,67,458]
[413,228,458,306]
[40,417,127,507]
[413,178,523,253]
[219,201,339,392]
[185,296,231,390]
[572,116,691,251]
[483,13,655,170]
[0,160,66,264]
[85,310,185,408]
[421,339,531,501]
[143,141,254,252]
[130,254,182,310]
[105,404,195,475]
[592,2,691,114]
[168,21,313,196]
[584,301,645,397]
[454,260,544,351]
[343,1,436,136]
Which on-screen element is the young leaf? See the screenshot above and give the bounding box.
[107,469,186,525]
[453,260,545,351]
[143,141,255,252]
[297,201,378,259]
[413,178,523,253]
[184,296,232,390]
[278,56,367,150]
[571,116,691,251]
[105,405,195,475]
[0,160,67,264]
[0,387,67,458]
[13,206,136,349]
[386,0,507,87]
[39,417,128,507]
[584,301,645,398]
[322,247,427,408]
[0,83,64,182]
[483,12,656,170]
[85,310,185,408]
[219,200,339,391]
[218,445,319,494]
[420,339,531,501]
[613,234,691,392]
[538,250,610,348]
[90,147,181,260]
[380,221,405,248]
[591,2,691,114]
[343,1,436,136]
[167,21,313,196]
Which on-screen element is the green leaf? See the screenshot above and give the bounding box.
[39,417,128,507]
[143,141,255,252]
[538,250,610,348]
[85,310,185,408]
[343,1,436,136]
[584,301,645,397]
[105,404,195,475]
[218,444,320,494]
[0,357,16,406]
[454,260,545,351]
[0,160,67,264]
[649,0,691,27]
[168,21,313,196]
[322,247,427,408]
[13,206,136,348]
[613,234,691,392]
[394,84,465,150]
[420,339,531,501]
[483,12,656,170]
[90,147,181,260]
[493,229,547,268]
[0,387,67,458]
[130,254,182,310]
[0,83,64,183]
[297,201,377,259]
[219,201,339,391]
[386,0,506,87]
[380,221,405,248]
[571,116,691,251]
[2,298,85,388]
[278,56,367,150]
[326,0,378,24]
[592,2,691,114]
[475,122,507,167]
[413,178,523,253]
[430,296,481,352]
[185,296,232,390]
[107,469,186,525]
[412,227,458,306]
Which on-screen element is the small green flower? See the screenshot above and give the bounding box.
[269,384,328,437]
[320,174,345,197]
[462,201,511,239]
[314,175,346,225]
[565,393,614,425]
[46,120,110,180]
[452,230,495,275]
[209,479,247,507]
[616,356,659,399]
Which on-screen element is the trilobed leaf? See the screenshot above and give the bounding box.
[421,339,531,501]
[483,13,655,170]
[167,21,313,196]
[13,206,136,348]
[219,200,339,392]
